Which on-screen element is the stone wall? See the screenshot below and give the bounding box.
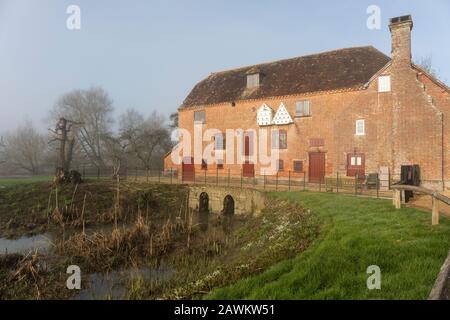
[187,185,266,215]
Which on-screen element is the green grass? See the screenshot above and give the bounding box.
[208,191,450,300]
[0,176,52,187]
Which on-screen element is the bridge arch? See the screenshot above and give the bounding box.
[199,192,209,213]
[222,195,235,215]
[188,186,265,215]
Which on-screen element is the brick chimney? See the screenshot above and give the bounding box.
[389,15,413,67]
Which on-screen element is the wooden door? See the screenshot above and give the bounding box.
[346,153,365,177]
[182,157,195,181]
[242,161,255,177]
[309,152,325,183]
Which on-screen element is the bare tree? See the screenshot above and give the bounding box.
[119,109,171,171]
[1,120,48,175]
[169,112,178,129]
[51,87,114,169]
[48,117,79,172]
[103,133,128,178]
[415,56,438,77]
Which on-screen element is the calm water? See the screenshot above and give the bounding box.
[0,233,52,254]
[74,267,173,300]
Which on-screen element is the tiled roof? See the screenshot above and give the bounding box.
[181,46,390,108]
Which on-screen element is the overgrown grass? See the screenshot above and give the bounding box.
[208,191,450,300]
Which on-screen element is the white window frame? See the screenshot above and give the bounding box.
[355,119,365,136]
[350,156,362,166]
[295,100,311,117]
[378,75,391,93]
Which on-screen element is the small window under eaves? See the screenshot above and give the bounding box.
[378,75,391,93]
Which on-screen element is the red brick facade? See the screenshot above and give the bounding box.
[165,16,450,190]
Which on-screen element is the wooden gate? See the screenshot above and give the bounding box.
[309,152,325,183]
[182,157,195,181]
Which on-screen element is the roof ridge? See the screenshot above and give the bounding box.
[210,45,380,76]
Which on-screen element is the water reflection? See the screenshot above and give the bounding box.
[0,234,52,255]
[74,267,173,300]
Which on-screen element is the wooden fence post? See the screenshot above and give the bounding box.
[216,167,219,185]
[170,168,173,184]
[394,189,401,209]
[432,196,440,225]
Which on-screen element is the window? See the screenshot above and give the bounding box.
[350,156,362,166]
[295,100,311,117]
[356,119,365,136]
[194,110,206,124]
[247,73,260,89]
[277,160,284,171]
[272,130,287,149]
[201,159,207,170]
[347,153,365,177]
[214,133,226,150]
[293,160,303,173]
[217,159,224,169]
[378,75,391,93]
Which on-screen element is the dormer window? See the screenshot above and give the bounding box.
[247,73,259,89]
[246,67,261,89]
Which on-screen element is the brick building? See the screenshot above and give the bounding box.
[165,16,450,190]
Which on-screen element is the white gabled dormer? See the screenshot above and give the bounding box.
[257,104,273,126]
[272,103,293,125]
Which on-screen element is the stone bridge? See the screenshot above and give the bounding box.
[188,185,266,215]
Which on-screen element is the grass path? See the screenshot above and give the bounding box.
[208,191,450,299]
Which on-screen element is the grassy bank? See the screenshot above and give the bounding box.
[0,176,52,188]
[208,191,450,300]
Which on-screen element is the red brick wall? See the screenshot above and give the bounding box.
[167,64,448,190]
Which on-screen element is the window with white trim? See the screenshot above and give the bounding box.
[355,119,365,136]
[378,75,391,93]
[295,100,311,117]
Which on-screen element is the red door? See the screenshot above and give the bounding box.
[346,153,365,177]
[309,152,325,183]
[242,161,255,177]
[182,157,195,181]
